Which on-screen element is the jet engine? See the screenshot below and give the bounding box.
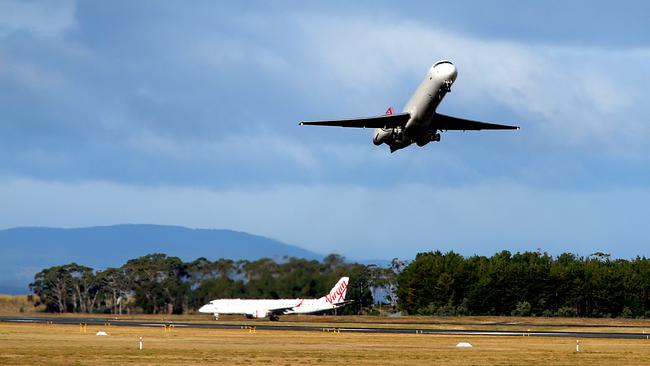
[373,128,393,146]
[374,127,409,146]
[375,127,414,152]
[416,131,441,147]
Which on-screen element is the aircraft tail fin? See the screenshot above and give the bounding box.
[320,277,349,305]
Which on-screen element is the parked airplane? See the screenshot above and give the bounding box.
[300,60,519,152]
[198,277,351,321]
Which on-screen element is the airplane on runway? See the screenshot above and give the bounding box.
[198,277,351,321]
[300,60,519,152]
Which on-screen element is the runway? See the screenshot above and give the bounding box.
[2,315,650,339]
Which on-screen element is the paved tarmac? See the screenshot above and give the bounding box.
[2,315,650,339]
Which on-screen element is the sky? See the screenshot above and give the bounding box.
[1,1,650,260]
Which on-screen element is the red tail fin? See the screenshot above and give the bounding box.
[385,106,393,115]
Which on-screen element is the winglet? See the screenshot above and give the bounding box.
[385,106,393,115]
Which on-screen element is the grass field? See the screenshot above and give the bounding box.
[2,321,650,365]
[0,295,43,314]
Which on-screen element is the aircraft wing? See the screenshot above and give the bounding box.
[333,300,354,308]
[300,113,411,129]
[266,305,298,315]
[434,113,519,131]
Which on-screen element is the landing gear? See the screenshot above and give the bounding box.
[415,132,441,147]
[442,80,452,93]
[269,314,280,321]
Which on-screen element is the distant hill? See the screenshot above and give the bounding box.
[0,224,323,294]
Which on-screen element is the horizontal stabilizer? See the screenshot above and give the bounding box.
[434,113,519,131]
[333,300,354,307]
[300,113,411,129]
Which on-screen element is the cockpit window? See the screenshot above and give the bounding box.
[433,60,453,67]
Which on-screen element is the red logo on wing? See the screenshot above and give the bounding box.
[386,106,393,115]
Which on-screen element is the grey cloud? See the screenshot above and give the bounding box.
[2,2,649,263]
[2,177,648,260]
[295,16,650,155]
[0,3,649,191]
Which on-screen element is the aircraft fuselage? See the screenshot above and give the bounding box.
[373,60,458,152]
[198,277,350,321]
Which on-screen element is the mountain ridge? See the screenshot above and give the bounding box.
[0,224,324,294]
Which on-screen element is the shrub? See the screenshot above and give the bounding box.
[541,309,555,317]
[619,307,634,318]
[434,303,457,317]
[511,301,532,317]
[556,306,577,317]
[456,298,470,316]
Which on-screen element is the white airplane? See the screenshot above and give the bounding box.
[198,277,351,321]
[300,60,519,152]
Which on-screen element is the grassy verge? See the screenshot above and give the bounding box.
[1,322,650,365]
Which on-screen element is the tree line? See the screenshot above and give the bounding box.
[397,250,650,318]
[30,253,398,314]
[30,250,650,318]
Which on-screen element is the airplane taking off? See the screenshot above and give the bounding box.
[300,60,519,152]
[198,277,351,321]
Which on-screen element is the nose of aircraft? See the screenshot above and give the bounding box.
[436,61,457,82]
[199,304,212,313]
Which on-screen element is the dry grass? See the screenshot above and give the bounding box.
[1,322,650,365]
[0,295,43,314]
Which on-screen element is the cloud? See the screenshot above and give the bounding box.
[1,3,650,264]
[2,177,649,260]
[0,0,76,37]
[126,128,319,170]
[1,6,649,190]
[292,15,650,155]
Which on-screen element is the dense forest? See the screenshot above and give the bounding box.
[398,251,650,318]
[30,250,650,318]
